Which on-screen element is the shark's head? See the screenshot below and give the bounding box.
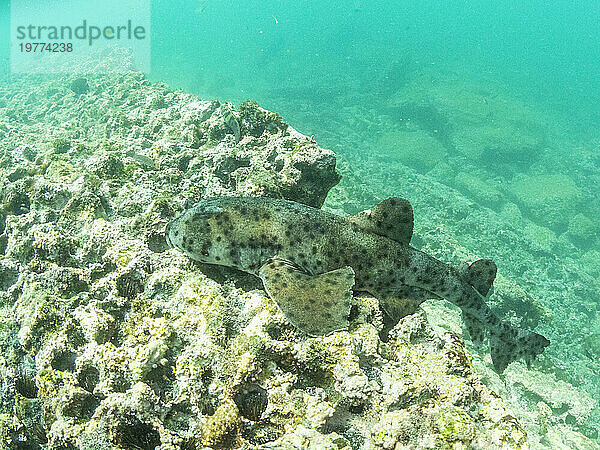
[166,201,232,265]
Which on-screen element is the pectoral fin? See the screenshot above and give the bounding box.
[465,259,497,296]
[258,257,355,336]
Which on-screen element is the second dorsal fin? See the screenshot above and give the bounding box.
[350,197,414,245]
[466,259,497,296]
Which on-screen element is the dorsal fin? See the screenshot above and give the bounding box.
[465,259,497,296]
[350,197,414,245]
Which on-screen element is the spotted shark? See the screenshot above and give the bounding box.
[165,196,549,372]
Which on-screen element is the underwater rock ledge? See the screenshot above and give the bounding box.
[1,71,525,449]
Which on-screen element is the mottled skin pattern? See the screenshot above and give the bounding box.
[166,196,549,372]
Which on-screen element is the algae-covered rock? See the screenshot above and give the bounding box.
[581,250,600,278]
[436,406,477,446]
[267,424,350,449]
[566,212,598,248]
[487,273,550,330]
[239,99,288,138]
[505,368,596,429]
[203,398,242,448]
[51,138,72,154]
[508,173,583,231]
[387,72,548,167]
[69,77,89,96]
[454,171,504,207]
[376,128,448,173]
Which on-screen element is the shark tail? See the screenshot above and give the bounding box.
[490,323,550,373]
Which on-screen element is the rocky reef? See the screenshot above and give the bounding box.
[373,71,599,245]
[0,71,539,449]
[266,69,599,448]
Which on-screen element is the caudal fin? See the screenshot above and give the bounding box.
[490,324,550,373]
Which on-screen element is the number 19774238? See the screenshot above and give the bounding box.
[19,43,73,52]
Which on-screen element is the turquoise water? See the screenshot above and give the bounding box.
[149,0,600,137]
[1,0,600,447]
[2,0,599,131]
